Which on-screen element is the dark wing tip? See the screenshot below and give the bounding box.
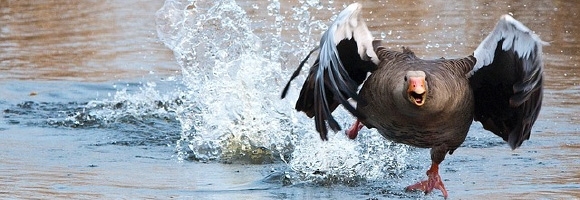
[470,15,545,149]
[286,3,376,140]
[281,46,320,99]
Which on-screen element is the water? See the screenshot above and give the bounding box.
[1,0,579,199]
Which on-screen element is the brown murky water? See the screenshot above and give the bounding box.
[1,0,579,199]
[0,0,177,82]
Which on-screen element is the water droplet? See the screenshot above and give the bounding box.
[217,50,227,60]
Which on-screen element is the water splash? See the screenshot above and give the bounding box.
[151,0,412,184]
[155,0,298,162]
[2,81,183,147]
[286,107,413,184]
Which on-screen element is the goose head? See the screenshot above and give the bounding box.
[404,71,428,107]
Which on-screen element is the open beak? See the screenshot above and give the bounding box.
[407,77,427,106]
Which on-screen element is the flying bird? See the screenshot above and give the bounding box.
[281,2,545,199]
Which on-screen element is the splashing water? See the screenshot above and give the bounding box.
[130,0,415,184]
[155,0,300,163]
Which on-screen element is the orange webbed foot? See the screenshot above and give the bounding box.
[405,162,448,199]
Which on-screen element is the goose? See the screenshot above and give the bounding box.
[281,3,545,198]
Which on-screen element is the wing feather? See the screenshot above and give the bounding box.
[469,15,547,149]
[281,3,378,140]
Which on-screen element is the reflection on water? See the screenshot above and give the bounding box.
[0,0,579,199]
[0,0,178,81]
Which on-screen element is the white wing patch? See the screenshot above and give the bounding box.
[470,15,548,76]
[325,3,378,65]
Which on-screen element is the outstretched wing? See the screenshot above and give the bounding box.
[468,15,547,149]
[280,3,378,140]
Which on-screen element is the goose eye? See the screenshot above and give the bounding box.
[404,76,407,82]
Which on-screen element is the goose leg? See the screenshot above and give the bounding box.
[405,161,448,199]
[345,119,364,139]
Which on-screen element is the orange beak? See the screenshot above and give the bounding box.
[407,77,426,94]
[407,77,426,106]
